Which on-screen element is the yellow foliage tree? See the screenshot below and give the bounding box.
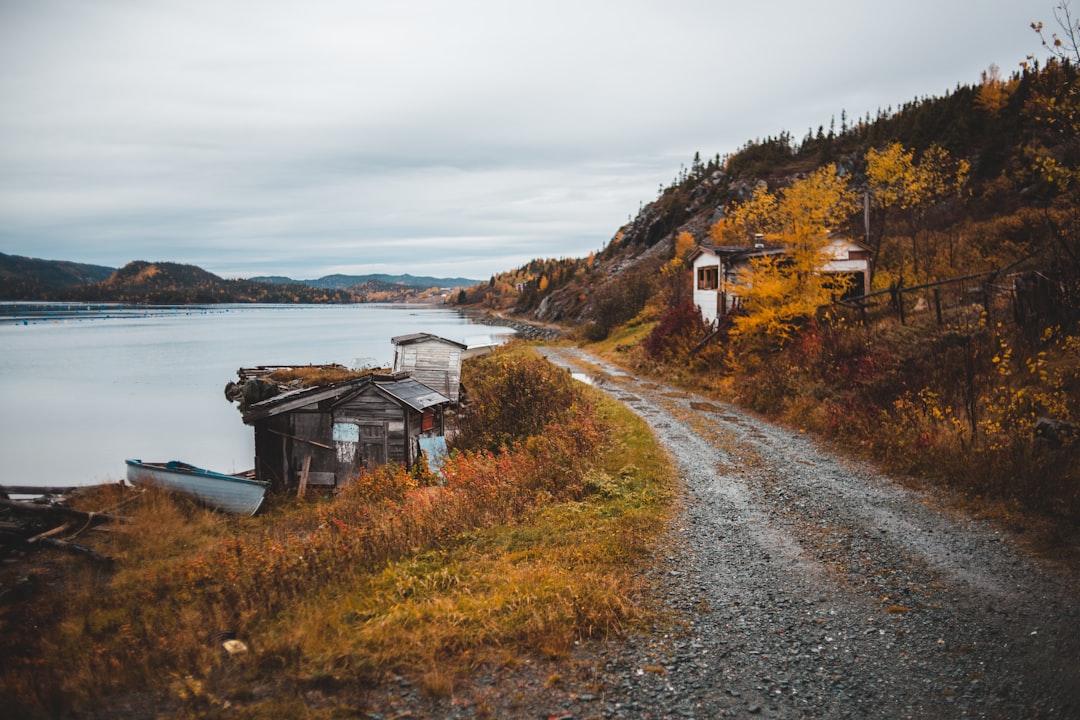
[673,230,696,260]
[975,64,1015,116]
[709,182,780,245]
[730,165,856,349]
[866,142,969,280]
[656,231,699,305]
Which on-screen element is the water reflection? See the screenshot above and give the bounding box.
[0,304,513,487]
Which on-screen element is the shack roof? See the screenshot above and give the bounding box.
[242,373,450,424]
[391,332,467,349]
[362,376,451,412]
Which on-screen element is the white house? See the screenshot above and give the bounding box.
[690,236,872,326]
[391,333,468,403]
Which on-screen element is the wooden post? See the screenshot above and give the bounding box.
[934,288,943,325]
[890,280,906,325]
[297,456,311,499]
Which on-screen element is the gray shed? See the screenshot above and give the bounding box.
[391,333,467,403]
[242,373,450,490]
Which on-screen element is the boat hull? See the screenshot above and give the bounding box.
[125,460,267,516]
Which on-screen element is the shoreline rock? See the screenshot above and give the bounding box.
[459,310,566,341]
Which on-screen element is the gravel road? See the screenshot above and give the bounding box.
[525,346,1080,720]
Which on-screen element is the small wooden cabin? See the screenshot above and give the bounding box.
[391,333,467,403]
[690,236,872,325]
[241,373,450,490]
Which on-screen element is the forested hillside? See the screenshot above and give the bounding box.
[0,252,115,298]
[65,261,365,304]
[461,55,1080,523]
[2,260,463,304]
[463,58,1077,329]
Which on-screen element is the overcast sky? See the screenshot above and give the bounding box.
[0,0,1050,281]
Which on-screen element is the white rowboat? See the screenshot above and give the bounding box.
[125,459,267,516]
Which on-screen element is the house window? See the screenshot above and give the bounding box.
[697,266,719,290]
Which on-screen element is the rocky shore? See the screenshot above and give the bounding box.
[458,309,566,341]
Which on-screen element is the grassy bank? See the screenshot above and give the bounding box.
[1,346,675,719]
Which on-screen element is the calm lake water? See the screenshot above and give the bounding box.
[0,303,513,488]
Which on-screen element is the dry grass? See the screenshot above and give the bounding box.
[268,364,388,387]
[0,349,675,719]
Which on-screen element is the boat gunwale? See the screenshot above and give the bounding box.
[125,459,268,488]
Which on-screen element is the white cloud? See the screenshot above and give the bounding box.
[0,0,1045,280]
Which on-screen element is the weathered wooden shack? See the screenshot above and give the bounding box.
[391,333,467,403]
[241,373,450,490]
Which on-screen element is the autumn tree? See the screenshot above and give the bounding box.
[726,165,857,349]
[975,64,1016,116]
[708,182,780,245]
[1022,8,1080,285]
[865,142,970,281]
[1032,0,1080,63]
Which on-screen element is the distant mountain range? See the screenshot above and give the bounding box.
[249,273,480,290]
[0,252,115,298]
[0,252,480,302]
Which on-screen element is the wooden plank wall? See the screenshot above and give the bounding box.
[397,340,461,402]
[335,387,413,466]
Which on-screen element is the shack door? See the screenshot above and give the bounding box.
[360,422,388,469]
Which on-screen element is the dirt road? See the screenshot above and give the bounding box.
[537,346,1080,719]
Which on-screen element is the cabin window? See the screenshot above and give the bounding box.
[697,266,719,290]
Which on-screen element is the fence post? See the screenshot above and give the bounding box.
[981,271,997,324]
[891,280,906,325]
[934,288,943,325]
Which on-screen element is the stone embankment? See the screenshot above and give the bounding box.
[460,310,565,341]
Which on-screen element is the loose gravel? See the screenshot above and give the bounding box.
[526,346,1080,720]
[358,347,1079,719]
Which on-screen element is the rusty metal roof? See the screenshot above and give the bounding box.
[366,376,451,411]
[242,373,450,423]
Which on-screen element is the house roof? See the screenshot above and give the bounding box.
[391,332,467,349]
[242,373,450,423]
[359,376,451,412]
[691,235,871,265]
[690,243,786,264]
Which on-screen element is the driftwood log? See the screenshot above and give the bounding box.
[33,536,112,564]
[0,497,128,525]
[0,485,82,497]
[0,495,135,565]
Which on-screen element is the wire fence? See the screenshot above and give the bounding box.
[834,253,1077,340]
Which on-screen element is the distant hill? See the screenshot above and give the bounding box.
[0,252,115,299]
[249,273,480,290]
[0,255,477,303]
[65,261,365,304]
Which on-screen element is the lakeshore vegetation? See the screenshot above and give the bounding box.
[1,346,675,718]
[458,52,1080,528]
